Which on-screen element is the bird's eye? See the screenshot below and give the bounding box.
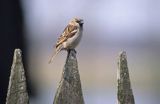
[77,20,81,23]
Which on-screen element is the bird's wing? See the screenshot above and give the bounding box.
[56,24,78,48]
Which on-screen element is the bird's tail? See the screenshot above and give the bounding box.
[48,45,63,64]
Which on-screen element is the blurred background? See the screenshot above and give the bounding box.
[0,0,160,104]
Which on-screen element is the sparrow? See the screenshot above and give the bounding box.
[49,18,84,63]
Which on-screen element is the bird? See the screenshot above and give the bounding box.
[48,18,84,63]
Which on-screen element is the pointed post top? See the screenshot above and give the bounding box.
[13,49,22,64]
[53,49,84,104]
[117,51,135,104]
[119,51,127,60]
[6,49,29,104]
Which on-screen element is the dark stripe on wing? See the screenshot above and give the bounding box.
[56,24,78,48]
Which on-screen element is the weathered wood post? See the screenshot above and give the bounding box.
[117,51,135,104]
[53,50,84,104]
[6,49,29,104]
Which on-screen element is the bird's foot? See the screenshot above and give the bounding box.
[67,49,77,54]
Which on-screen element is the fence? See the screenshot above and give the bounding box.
[5,49,135,104]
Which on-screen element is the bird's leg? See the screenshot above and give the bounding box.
[67,49,71,59]
[67,49,77,54]
[67,49,71,54]
[72,49,77,54]
[66,49,76,62]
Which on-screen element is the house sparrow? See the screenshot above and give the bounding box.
[49,18,84,63]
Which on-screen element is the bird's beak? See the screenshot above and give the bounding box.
[80,19,84,25]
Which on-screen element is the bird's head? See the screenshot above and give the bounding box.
[70,18,84,26]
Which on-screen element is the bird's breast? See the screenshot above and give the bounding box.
[64,28,83,49]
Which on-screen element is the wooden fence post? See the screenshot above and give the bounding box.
[5,49,136,104]
[117,51,135,104]
[53,50,84,104]
[6,49,29,104]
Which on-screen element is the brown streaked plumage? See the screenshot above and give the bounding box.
[49,18,83,63]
